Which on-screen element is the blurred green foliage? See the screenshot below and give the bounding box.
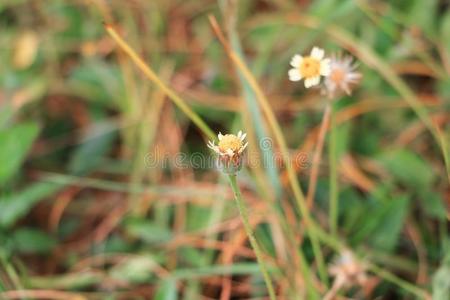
[0,0,449,299]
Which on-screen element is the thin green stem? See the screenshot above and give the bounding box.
[329,103,338,236]
[228,174,277,300]
[104,25,216,141]
[0,253,24,291]
[366,263,428,299]
[439,132,450,184]
[306,104,331,209]
[217,4,319,292]
[208,16,327,285]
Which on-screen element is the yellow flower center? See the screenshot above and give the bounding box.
[299,57,321,78]
[330,68,345,84]
[218,134,242,152]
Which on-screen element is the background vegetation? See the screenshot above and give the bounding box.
[0,0,449,299]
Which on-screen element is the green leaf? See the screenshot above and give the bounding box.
[369,195,410,252]
[12,228,56,254]
[68,121,116,175]
[0,182,63,228]
[154,278,178,300]
[68,60,126,110]
[125,218,173,244]
[0,122,39,185]
[378,149,434,190]
[110,255,157,284]
[186,205,210,231]
[0,104,13,129]
[405,0,438,37]
[172,263,263,279]
[255,224,276,257]
[441,10,450,55]
[351,186,410,252]
[183,280,200,300]
[432,254,450,300]
[419,190,447,220]
[339,187,366,232]
[178,247,207,268]
[29,271,103,289]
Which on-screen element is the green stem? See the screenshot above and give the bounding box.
[208,17,327,284]
[366,263,427,299]
[329,103,338,236]
[228,174,277,300]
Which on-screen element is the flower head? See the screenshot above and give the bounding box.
[207,131,248,174]
[324,249,373,300]
[323,54,362,98]
[288,47,331,88]
[329,249,368,288]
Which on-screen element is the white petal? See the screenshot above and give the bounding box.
[239,142,248,153]
[320,58,331,76]
[342,83,352,95]
[240,133,247,141]
[226,149,234,157]
[343,56,353,66]
[207,141,220,153]
[237,131,242,139]
[208,143,220,153]
[348,72,362,81]
[324,81,337,98]
[311,76,321,86]
[288,69,302,81]
[304,76,320,88]
[290,54,303,68]
[325,80,337,91]
[304,78,312,88]
[218,132,223,140]
[310,47,324,60]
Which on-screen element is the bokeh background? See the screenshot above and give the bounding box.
[1,0,449,299]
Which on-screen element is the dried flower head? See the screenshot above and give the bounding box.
[288,47,331,88]
[329,249,368,288]
[207,131,248,174]
[324,249,376,300]
[323,54,362,98]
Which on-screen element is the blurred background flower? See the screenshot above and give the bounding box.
[323,54,362,98]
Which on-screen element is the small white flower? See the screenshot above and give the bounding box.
[323,54,362,98]
[207,131,248,174]
[207,131,248,158]
[288,47,331,88]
